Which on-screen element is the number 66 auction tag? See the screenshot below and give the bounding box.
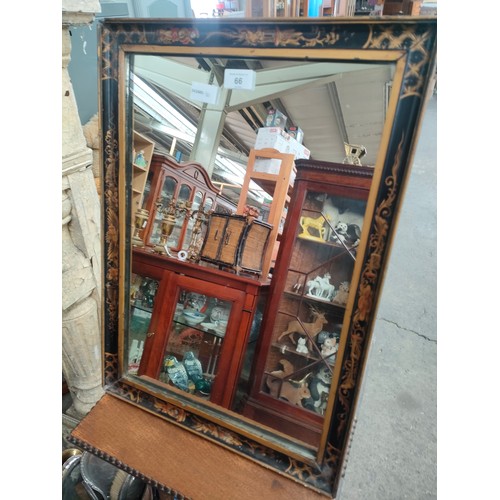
[224,69,256,90]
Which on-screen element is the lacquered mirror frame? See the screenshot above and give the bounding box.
[93,17,436,497]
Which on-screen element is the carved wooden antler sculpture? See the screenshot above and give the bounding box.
[277,306,328,349]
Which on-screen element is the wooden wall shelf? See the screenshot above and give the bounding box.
[236,148,296,280]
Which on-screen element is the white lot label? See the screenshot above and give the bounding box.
[190,82,220,104]
[224,69,256,90]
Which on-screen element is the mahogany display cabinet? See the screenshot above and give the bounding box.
[130,248,269,410]
[138,153,236,252]
[244,160,373,448]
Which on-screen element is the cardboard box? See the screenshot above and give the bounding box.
[287,126,304,144]
[253,127,309,175]
[254,127,310,160]
[265,109,287,130]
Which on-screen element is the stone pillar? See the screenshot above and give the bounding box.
[62,0,103,419]
[83,113,102,195]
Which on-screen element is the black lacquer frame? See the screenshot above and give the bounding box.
[74,16,437,498]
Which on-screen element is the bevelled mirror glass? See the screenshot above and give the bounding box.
[78,17,437,498]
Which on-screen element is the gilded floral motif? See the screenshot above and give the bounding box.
[153,400,188,422]
[364,26,432,98]
[191,419,243,446]
[335,135,406,442]
[103,126,119,337]
[210,28,267,46]
[207,27,339,48]
[303,30,340,47]
[157,27,199,45]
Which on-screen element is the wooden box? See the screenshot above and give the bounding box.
[238,219,273,275]
[200,213,247,268]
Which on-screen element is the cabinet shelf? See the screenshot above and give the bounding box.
[268,342,321,362]
[251,175,294,199]
[133,162,149,171]
[297,235,357,255]
[283,291,347,311]
[131,303,154,314]
[173,319,227,339]
[132,131,155,216]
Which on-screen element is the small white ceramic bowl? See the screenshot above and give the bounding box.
[183,310,206,326]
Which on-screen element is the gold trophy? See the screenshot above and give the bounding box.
[131,208,150,247]
[153,199,192,256]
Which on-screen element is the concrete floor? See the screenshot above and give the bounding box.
[338,94,437,499]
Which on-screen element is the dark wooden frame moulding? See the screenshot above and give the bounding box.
[68,16,437,498]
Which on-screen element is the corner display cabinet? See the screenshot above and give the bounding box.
[244,159,373,446]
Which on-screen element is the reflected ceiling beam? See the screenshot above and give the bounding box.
[257,61,373,84]
[134,55,212,104]
[134,56,377,114]
[131,74,197,136]
[189,67,231,172]
[134,113,196,144]
[217,146,249,164]
[227,74,341,111]
[190,104,228,174]
[226,63,376,110]
[327,82,349,144]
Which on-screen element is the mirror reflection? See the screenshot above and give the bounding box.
[126,53,394,453]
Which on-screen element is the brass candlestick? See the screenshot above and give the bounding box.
[187,207,212,262]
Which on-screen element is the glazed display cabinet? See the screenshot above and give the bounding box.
[244,160,374,447]
[130,249,269,410]
[138,153,236,252]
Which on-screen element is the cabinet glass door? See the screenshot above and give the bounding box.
[260,188,367,421]
[168,183,193,251]
[180,190,203,252]
[128,273,160,374]
[141,171,152,210]
[139,273,246,407]
[160,291,231,397]
[150,176,178,244]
